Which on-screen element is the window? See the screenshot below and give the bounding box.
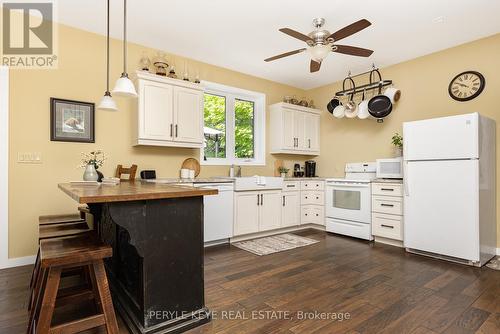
[201,82,265,165]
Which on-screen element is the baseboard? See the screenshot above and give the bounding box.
[0,255,36,269]
[230,223,325,243]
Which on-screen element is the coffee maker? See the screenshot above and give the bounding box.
[305,160,316,177]
[293,163,303,177]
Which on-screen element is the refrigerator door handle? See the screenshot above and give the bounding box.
[403,161,409,196]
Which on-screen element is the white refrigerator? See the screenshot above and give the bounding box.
[403,112,496,266]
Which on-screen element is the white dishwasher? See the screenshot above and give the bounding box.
[194,183,234,243]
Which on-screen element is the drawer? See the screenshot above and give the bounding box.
[372,195,403,215]
[372,183,403,197]
[301,180,324,191]
[372,213,403,240]
[301,205,324,225]
[301,191,324,205]
[283,181,300,192]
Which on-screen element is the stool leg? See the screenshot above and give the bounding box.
[27,267,47,334]
[28,249,41,310]
[93,261,119,334]
[36,267,62,334]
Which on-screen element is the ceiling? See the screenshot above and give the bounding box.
[57,0,500,90]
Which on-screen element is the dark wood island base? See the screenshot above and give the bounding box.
[58,182,217,334]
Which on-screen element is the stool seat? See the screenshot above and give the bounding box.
[40,234,112,268]
[39,214,84,226]
[39,221,90,240]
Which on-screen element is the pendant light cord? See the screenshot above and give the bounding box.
[122,0,127,76]
[106,0,110,93]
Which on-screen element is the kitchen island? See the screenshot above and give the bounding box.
[58,181,217,334]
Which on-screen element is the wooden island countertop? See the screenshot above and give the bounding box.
[58,181,218,204]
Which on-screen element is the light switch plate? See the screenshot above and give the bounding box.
[17,152,42,164]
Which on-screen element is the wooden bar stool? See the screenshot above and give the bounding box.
[29,218,92,311]
[115,164,137,181]
[28,234,118,334]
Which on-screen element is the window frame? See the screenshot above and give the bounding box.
[201,81,266,166]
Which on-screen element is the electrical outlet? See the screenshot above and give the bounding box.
[17,152,42,164]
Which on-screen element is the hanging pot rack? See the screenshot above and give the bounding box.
[335,66,393,97]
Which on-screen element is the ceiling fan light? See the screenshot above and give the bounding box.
[112,73,137,97]
[98,92,118,111]
[309,44,331,61]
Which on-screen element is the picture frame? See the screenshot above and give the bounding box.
[50,98,95,143]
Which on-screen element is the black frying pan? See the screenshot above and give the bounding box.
[327,97,341,113]
[368,70,392,119]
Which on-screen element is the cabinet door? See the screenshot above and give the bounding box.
[173,86,203,144]
[305,113,320,151]
[259,190,282,231]
[282,108,296,150]
[234,192,259,236]
[139,81,174,141]
[282,192,300,227]
[295,111,307,150]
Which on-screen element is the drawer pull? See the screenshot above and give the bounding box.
[315,214,319,217]
[381,188,394,191]
[305,196,308,199]
[287,184,295,187]
[381,224,394,229]
[316,197,319,199]
[380,203,394,207]
[305,213,308,216]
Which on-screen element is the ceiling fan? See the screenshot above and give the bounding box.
[264,18,373,73]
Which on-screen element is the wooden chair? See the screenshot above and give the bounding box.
[115,164,137,181]
[27,234,118,334]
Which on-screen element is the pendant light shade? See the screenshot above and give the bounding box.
[112,0,137,97]
[98,0,117,111]
[98,92,118,111]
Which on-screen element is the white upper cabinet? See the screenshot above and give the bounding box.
[270,102,321,155]
[134,71,204,148]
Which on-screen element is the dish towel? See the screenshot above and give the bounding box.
[254,176,266,186]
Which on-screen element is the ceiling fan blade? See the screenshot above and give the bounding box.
[279,28,313,43]
[264,48,307,62]
[328,19,371,42]
[310,59,321,73]
[333,45,373,57]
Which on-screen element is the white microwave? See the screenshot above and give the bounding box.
[376,157,403,179]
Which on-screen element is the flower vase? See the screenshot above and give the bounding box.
[83,164,99,181]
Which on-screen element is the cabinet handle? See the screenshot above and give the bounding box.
[316,214,319,217]
[381,224,394,229]
[286,184,295,188]
[316,197,319,200]
[305,213,308,216]
[170,124,173,137]
[257,194,260,206]
[261,194,263,205]
[282,196,285,206]
[381,188,394,191]
[305,196,308,199]
[381,203,394,207]
[308,139,311,148]
[175,124,178,137]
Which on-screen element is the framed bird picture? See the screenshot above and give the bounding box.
[50,98,95,143]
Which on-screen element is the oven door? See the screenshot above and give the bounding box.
[325,182,371,223]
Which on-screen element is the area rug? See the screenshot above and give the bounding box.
[232,233,319,256]
[486,256,500,270]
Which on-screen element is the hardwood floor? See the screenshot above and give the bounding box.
[1,229,499,333]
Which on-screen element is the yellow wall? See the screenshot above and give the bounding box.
[8,23,307,258]
[308,33,500,245]
[7,21,500,258]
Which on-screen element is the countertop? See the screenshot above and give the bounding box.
[284,177,327,181]
[58,181,218,204]
[372,178,404,184]
[145,177,234,184]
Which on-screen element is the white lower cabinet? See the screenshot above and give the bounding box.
[282,191,300,227]
[234,190,282,236]
[371,181,404,245]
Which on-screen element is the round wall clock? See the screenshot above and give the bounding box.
[448,71,485,102]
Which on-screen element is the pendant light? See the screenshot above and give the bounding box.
[98,0,118,111]
[112,0,137,97]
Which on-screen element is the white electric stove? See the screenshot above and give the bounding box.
[325,162,376,240]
